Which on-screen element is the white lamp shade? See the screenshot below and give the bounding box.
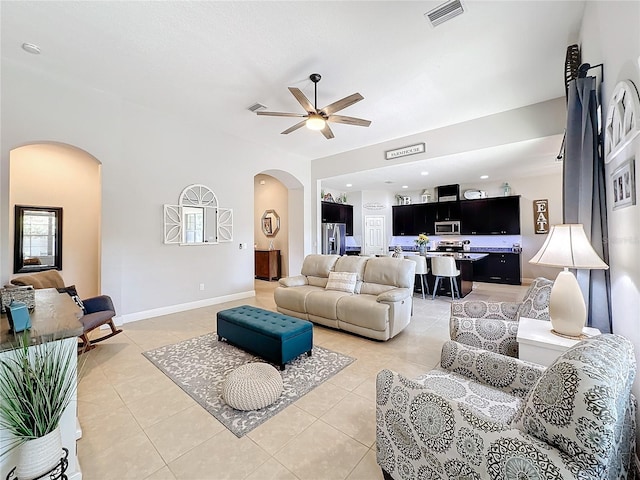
[529,224,608,269]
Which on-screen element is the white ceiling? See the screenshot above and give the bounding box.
[1,1,584,187]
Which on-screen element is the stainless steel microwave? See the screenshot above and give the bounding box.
[434,221,461,235]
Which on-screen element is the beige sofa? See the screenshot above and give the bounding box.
[274,254,415,340]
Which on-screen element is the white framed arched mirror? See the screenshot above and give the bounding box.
[164,184,233,245]
[261,209,280,237]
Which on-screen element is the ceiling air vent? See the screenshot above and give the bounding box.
[425,0,465,27]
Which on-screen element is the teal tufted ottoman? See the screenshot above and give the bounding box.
[216,305,313,370]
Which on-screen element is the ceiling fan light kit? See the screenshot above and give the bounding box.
[257,73,371,139]
[306,113,326,131]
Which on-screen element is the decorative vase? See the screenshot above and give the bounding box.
[16,427,62,480]
[418,245,426,255]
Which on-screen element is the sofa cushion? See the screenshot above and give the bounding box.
[336,294,389,331]
[273,285,324,313]
[301,254,340,278]
[325,271,357,293]
[515,334,636,471]
[363,257,414,289]
[308,276,328,288]
[516,277,553,320]
[307,289,351,320]
[334,256,368,280]
[416,368,524,424]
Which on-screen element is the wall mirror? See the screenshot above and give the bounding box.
[14,205,63,273]
[164,184,233,245]
[261,209,280,237]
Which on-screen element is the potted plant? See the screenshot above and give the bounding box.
[415,233,430,255]
[0,334,77,479]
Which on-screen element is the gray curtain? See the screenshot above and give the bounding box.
[563,76,612,333]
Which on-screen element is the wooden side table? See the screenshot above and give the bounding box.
[517,317,600,366]
[255,250,281,281]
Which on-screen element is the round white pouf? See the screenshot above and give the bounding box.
[222,363,284,411]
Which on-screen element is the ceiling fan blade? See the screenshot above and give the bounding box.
[321,123,335,140]
[288,87,317,113]
[281,120,307,135]
[257,111,306,118]
[327,115,371,127]
[320,93,364,116]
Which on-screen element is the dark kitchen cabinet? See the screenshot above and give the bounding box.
[392,205,416,236]
[460,196,520,235]
[434,201,460,222]
[343,204,354,236]
[473,252,521,285]
[321,201,353,235]
[413,203,437,235]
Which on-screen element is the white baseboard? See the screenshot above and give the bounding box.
[114,290,255,325]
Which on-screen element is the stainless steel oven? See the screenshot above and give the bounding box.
[434,220,460,235]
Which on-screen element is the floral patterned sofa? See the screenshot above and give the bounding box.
[376,335,637,479]
[449,277,553,357]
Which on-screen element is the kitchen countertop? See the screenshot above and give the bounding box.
[0,288,84,352]
[402,252,488,262]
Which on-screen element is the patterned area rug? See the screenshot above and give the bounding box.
[143,332,355,437]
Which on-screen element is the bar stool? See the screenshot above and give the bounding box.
[404,256,429,299]
[431,256,460,300]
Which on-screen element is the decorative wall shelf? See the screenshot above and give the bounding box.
[163,184,233,245]
[605,80,640,163]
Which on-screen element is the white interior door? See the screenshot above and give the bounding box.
[364,215,386,256]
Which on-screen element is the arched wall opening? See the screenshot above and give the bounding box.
[9,143,102,297]
[254,169,305,278]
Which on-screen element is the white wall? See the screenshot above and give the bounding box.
[579,0,640,443]
[9,144,101,297]
[0,59,311,321]
[254,174,289,277]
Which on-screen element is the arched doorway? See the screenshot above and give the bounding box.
[254,169,305,278]
[9,143,102,297]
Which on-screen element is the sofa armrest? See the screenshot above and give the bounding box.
[278,275,308,287]
[449,316,520,357]
[439,340,545,396]
[451,300,520,320]
[376,287,411,303]
[376,369,595,480]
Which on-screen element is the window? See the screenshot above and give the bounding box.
[14,206,63,273]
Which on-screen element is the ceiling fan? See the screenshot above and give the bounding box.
[257,73,371,139]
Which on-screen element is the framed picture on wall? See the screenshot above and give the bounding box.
[612,158,636,210]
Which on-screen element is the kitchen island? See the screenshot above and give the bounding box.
[404,252,488,298]
[0,288,84,480]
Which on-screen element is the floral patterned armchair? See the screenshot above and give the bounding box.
[376,335,637,480]
[449,277,553,357]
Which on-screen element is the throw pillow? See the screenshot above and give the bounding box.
[325,272,357,293]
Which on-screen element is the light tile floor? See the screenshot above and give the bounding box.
[76,280,527,480]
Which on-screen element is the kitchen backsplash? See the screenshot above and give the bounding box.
[389,235,521,249]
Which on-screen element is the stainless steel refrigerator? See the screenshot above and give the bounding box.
[321,223,346,255]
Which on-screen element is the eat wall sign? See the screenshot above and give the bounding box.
[533,199,549,234]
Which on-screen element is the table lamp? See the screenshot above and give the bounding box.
[529,224,608,337]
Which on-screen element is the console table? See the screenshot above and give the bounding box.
[517,317,600,366]
[255,250,281,281]
[0,289,83,480]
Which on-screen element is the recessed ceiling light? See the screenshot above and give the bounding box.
[420,171,429,176]
[402,185,408,189]
[384,181,394,184]
[480,175,489,179]
[22,43,41,54]
[346,183,352,187]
